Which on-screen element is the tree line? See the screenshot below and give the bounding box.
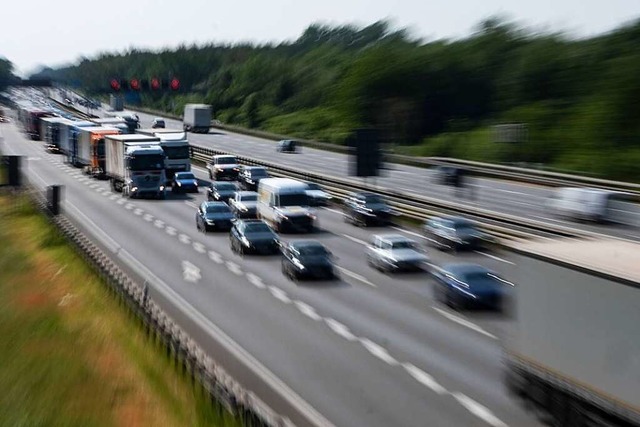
[28,18,640,180]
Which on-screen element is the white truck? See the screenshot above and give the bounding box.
[505,238,640,426]
[183,104,211,133]
[257,178,316,233]
[136,128,191,181]
[104,134,166,199]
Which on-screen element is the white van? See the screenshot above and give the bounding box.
[257,178,316,233]
[546,187,633,224]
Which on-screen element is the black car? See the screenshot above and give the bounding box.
[171,171,199,193]
[277,139,298,153]
[195,201,235,232]
[238,166,270,191]
[229,191,259,218]
[305,182,332,207]
[423,216,484,251]
[432,264,510,311]
[207,181,237,203]
[207,155,240,180]
[343,192,394,227]
[281,240,337,281]
[230,219,281,255]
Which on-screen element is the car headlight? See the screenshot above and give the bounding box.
[194,181,198,186]
[239,206,248,212]
[159,186,165,191]
[131,187,138,192]
[233,167,239,171]
[276,211,288,219]
[241,237,251,247]
[293,260,305,270]
[177,182,182,186]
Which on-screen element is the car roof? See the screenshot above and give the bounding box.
[211,181,236,187]
[236,191,258,196]
[175,171,194,176]
[203,201,228,207]
[243,165,266,171]
[442,263,491,276]
[375,234,414,243]
[289,240,326,249]
[238,219,267,225]
[214,154,236,159]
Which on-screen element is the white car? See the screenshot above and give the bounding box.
[366,234,429,273]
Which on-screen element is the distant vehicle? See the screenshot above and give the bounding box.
[366,234,429,273]
[432,264,508,311]
[207,181,237,203]
[195,201,234,232]
[207,154,240,181]
[136,129,191,182]
[304,182,332,207]
[104,134,166,199]
[343,192,394,227]
[171,171,199,193]
[229,219,281,255]
[151,118,166,129]
[257,178,316,233]
[281,240,337,281]
[277,139,298,153]
[183,104,211,133]
[238,166,270,191]
[229,191,259,218]
[545,187,632,223]
[433,166,459,186]
[423,216,485,252]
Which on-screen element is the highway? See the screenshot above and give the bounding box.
[125,108,640,242]
[2,117,542,426]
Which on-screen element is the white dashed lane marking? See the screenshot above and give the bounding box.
[360,338,398,366]
[193,242,206,254]
[269,286,291,303]
[246,273,266,289]
[178,234,191,245]
[324,318,357,342]
[166,226,177,236]
[403,363,447,395]
[226,261,243,276]
[432,306,497,340]
[336,267,377,288]
[294,300,322,321]
[452,393,508,427]
[208,250,223,264]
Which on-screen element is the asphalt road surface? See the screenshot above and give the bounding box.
[1,120,543,427]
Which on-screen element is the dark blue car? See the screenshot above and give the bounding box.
[172,171,199,193]
[432,264,511,311]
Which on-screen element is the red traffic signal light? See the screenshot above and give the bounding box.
[150,77,161,90]
[170,77,180,91]
[130,78,140,91]
[110,79,120,91]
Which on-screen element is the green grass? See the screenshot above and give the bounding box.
[0,195,240,427]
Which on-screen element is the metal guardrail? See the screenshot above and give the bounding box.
[126,104,640,196]
[189,144,606,242]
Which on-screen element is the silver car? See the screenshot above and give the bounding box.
[366,234,429,272]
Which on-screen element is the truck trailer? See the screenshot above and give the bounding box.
[40,116,74,153]
[104,134,166,199]
[67,121,99,166]
[77,126,121,177]
[505,238,640,426]
[136,128,191,180]
[183,104,211,133]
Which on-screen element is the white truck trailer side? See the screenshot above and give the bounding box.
[505,238,640,426]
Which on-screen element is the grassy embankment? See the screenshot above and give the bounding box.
[0,194,238,427]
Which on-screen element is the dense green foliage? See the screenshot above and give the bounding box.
[34,18,640,179]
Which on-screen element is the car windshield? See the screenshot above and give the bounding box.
[177,173,195,180]
[460,271,499,289]
[452,221,475,232]
[215,183,236,191]
[307,183,321,191]
[279,193,309,206]
[249,169,268,177]
[216,157,237,165]
[244,223,272,234]
[206,205,229,213]
[391,240,416,250]
[240,194,258,201]
[296,245,329,256]
[363,194,384,204]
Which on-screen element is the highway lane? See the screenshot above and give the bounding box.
[122,108,640,241]
[2,121,542,426]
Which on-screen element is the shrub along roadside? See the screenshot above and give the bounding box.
[0,194,237,427]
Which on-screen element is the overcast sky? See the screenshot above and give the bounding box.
[2,0,639,76]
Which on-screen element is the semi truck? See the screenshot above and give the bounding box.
[104,111,140,133]
[77,126,121,177]
[67,121,99,166]
[183,104,211,133]
[136,128,191,181]
[104,134,166,199]
[505,238,640,426]
[40,116,74,153]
